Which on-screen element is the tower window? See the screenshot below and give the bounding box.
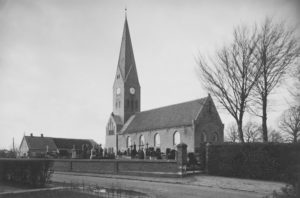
[135,100,138,110]
[131,100,134,111]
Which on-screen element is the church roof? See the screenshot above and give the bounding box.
[117,17,139,83]
[120,97,208,134]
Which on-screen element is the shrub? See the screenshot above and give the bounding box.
[0,159,54,187]
[265,185,297,198]
[206,143,300,183]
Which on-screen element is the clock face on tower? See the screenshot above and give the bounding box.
[116,88,121,95]
[130,87,135,95]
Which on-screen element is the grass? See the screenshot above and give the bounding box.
[0,182,31,193]
[0,190,100,198]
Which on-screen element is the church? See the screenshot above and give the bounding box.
[105,16,224,154]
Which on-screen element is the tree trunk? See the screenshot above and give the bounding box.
[262,94,268,142]
[237,120,244,143]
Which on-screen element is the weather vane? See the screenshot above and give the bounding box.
[125,7,127,18]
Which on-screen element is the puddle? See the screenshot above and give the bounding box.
[70,185,150,198]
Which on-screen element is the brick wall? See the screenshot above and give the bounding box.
[53,159,181,177]
[194,96,224,150]
[52,143,188,177]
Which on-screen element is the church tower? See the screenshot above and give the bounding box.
[113,16,141,124]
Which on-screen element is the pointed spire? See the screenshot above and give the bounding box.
[117,14,139,83]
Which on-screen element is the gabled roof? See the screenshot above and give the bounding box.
[23,136,96,151]
[111,114,124,131]
[111,114,123,125]
[24,136,57,151]
[121,97,208,134]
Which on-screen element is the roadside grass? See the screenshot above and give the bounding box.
[0,190,100,198]
[0,182,32,193]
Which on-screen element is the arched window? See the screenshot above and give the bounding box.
[154,133,160,147]
[201,133,207,142]
[108,120,115,135]
[139,135,145,147]
[212,133,218,142]
[173,131,180,145]
[126,136,132,148]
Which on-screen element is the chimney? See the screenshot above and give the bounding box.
[41,133,44,138]
[30,133,33,137]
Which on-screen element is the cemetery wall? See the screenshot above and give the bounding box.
[52,159,182,177]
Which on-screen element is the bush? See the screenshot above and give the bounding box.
[0,159,54,187]
[265,185,297,198]
[206,143,300,183]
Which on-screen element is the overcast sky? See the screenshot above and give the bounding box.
[0,0,299,149]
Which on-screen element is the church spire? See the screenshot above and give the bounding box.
[117,14,139,83]
[112,14,141,124]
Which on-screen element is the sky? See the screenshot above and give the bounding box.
[0,0,299,149]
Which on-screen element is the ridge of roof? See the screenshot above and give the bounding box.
[24,136,97,150]
[136,97,207,115]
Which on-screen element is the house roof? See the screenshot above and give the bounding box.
[23,136,96,151]
[53,138,95,150]
[121,97,208,134]
[24,136,57,151]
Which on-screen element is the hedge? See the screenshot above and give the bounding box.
[206,143,300,183]
[0,159,54,187]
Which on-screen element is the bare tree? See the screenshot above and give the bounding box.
[279,106,300,143]
[290,65,300,105]
[268,129,284,143]
[251,18,300,142]
[243,121,260,142]
[197,26,261,143]
[225,122,239,142]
